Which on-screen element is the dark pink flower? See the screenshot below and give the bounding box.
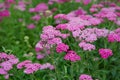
[64,50,81,62]
[1,10,10,17]
[56,43,69,53]
[99,48,113,59]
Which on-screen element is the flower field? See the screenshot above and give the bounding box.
[0,0,120,80]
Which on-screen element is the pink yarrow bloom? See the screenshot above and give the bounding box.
[35,3,48,12]
[108,30,120,42]
[0,52,19,79]
[40,63,54,70]
[14,1,26,11]
[31,15,41,21]
[17,60,41,74]
[99,48,113,59]
[64,50,81,62]
[56,43,69,53]
[27,24,36,29]
[79,42,95,51]
[79,74,93,80]
[36,53,45,59]
[0,10,10,17]
[83,0,91,5]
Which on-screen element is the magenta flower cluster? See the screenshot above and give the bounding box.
[14,0,31,11]
[92,2,120,24]
[99,48,113,59]
[17,60,54,74]
[0,0,13,21]
[64,50,81,62]
[56,43,81,62]
[0,52,19,79]
[56,43,69,53]
[108,28,120,42]
[35,26,69,53]
[79,74,93,80]
[17,60,41,74]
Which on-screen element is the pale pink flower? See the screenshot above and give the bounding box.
[27,24,36,29]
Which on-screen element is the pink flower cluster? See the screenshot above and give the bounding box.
[67,8,87,17]
[64,50,81,62]
[79,42,95,51]
[90,1,120,25]
[90,4,103,13]
[14,0,31,11]
[94,7,117,21]
[27,24,36,29]
[56,16,101,31]
[36,53,45,60]
[17,60,41,74]
[55,42,81,62]
[75,28,109,43]
[35,26,69,53]
[0,0,13,21]
[54,14,69,24]
[26,3,49,29]
[99,48,113,59]
[40,63,54,70]
[79,74,93,80]
[83,0,91,5]
[56,43,69,53]
[31,14,41,21]
[55,9,102,31]
[72,28,109,51]
[108,28,120,42]
[0,52,19,79]
[0,10,10,17]
[29,3,48,13]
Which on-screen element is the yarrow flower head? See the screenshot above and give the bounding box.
[56,43,69,53]
[108,28,120,42]
[40,63,54,70]
[35,26,69,54]
[31,14,41,21]
[27,24,36,29]
[14,1,26,11]
[17,60,41,74]
[36,53,45,59]
[79,74,93,80]
[99,48,113,59]
[79,42,96,51]
[83,0,91,5]
[0,10,10,17]
[35,3,48,12]
[64,50,81,62]
[0,52,19,79]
